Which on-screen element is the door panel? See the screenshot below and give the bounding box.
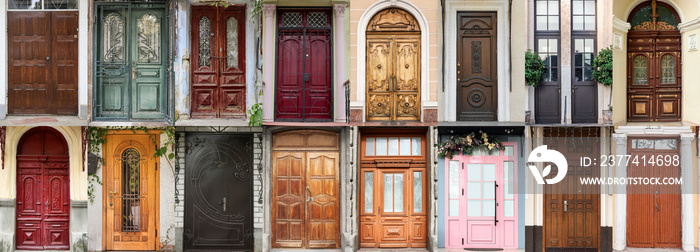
[535,38,561,123]
[272,152,306,248]
[366,39,394,121]
[104,133,158,251]
[8,12,51,114]
[457,12,497,121]
[184,134,254,250]
[50,11,79,115]
[131,9,167,119]
[572,38,597,123]
[305,152,339,248]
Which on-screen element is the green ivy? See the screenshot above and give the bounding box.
[525,49,545,87]
[247,103,263,126]
[593,46,613,87]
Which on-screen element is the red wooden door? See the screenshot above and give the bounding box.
[8,11,78,115]
[191,6,246,118]
[275,9,333,121]
[16,127,70,250]
[627,138,681,248]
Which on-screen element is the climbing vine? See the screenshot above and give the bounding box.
[86,126,177,204]
[438,131,505,159]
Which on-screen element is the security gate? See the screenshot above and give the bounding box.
[184,133,254,250]
[94,2,169,120]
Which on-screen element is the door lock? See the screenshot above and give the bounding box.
[563,200,571,212]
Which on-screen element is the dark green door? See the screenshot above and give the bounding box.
[95,4,168,120]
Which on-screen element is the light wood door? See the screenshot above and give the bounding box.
[272,131,339,249]
[103,132,158,251]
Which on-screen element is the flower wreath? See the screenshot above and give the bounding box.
[438,131,505,159]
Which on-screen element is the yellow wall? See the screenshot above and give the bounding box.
[510,0,527,122]
[0,126,87,201]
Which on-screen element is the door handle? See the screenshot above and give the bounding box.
[46,56,50,61]
[494,182,498,226]
[132,68,137,80]
[46,201,49,210]
[306,186,313,203]
[109,190,115,207]
[564,200,570,212]
[223,197,226,212]
[303,73,309,82]
[378,206,381,214]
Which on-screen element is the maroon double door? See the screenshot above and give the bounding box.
[275,9,333,121]
[16,127,70,250]
[191,6,247,118]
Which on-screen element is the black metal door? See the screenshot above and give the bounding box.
[184,133,254,251]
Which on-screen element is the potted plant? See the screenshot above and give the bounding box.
[525,50,545,124]
[593,46,613,124]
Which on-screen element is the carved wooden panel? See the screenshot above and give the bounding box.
[457,12,497,121]
[366,8,418,32]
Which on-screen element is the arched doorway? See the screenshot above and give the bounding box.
[627,0,681,122]
[365,8,421,121]
[16,127,70,250]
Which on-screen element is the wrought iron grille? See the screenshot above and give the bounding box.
[275,9,333,122]
[95,5,130,120]
[121,148,141,232]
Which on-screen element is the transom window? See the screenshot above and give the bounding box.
[572,0,595,31]
[536,0,560,31]
[631,139,677,150]
[9,0,77,10]
[365,136,422,156]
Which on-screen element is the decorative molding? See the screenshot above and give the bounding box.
[613,15,631,33]
[612,133,628,145]
[690,34,698,52]
[678,17,700,33]
[0,127,4,170]
[333,4,346,16]
[81,126,87,172]
[614,126,694,135]
[263,4,276,16]
[614,33,623,50]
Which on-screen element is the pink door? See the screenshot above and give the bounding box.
[445,143,518,249]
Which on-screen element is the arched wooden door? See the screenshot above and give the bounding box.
[627,1,681,122]
[271,130,339,248]
[103,132,158,251]
[16,127,70,250]
[366,8,421,121]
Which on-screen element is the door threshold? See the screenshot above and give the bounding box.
[464,249,504,251]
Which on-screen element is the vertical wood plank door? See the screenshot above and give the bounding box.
[627,138,681,248]
[456,12,497,121]
[359,132,427,248]
[103,132,158,251]
[191,6,246,118]
[543,127,599,252]
[272,131,339,248]
[366,8,421,122]
[16,127,70,250]
[444,143,518,249]
[8,11,78,115]
[275,10,333,122]
[184,134,254,250]
[95,4,168,120]
[627,2,682,122]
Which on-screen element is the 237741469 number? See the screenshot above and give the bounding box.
[580,155,680,167]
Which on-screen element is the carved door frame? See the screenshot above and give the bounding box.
[102,130,160,251]
[365,8,422,122]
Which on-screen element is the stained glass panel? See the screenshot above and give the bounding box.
[661,54,675,84]
[199,17,211,67]
[633,55,648,85]
[137,14,161,63]
[227,17,239,69]
[103,13,124,62]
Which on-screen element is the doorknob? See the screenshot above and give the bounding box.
[46,56,50,61]
[563,200,570,212]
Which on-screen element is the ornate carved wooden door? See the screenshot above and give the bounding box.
[16,127,70,250]
[103,132,158,251]
[184,134,254,250]
[457,12,497,121]
[366,8,421,121]
[95,3,168,120]
[543,127,599,252]
[360,132,427,248]
[275,10,333,121]
[191,6,246,118]
[627,1,681,122]
[627,138,681,248]
[444,144,518,249]
[8,11,78,115]
[272,131,339,248]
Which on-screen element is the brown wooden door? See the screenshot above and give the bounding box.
[103,132,158,251]
[626,138,681,248]
[457,12,497,121]
[16,127,70,250]
[366,8,421,121]
[272,131,339,248]
[8,11,78,115]
[191,6,246,118]
[627,2,681,122]
[543,127,599,252]
[359,132,427,248]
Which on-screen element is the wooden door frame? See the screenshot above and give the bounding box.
[101,130,161,251]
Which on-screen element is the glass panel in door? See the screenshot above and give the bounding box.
[131,9,167,119]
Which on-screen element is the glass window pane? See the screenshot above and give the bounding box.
[549,39,558,53]
[633,56,648,85]
[482,164,496,181]
[504,200,515,217]
[504,146,514,156]
[537,16,548,31]
[482,182,495,199]
[400,137,411,155]
[467,182,481,199]
[412,137,421,155]
[655,139,677,150]
[537,1,548,15]
[549,16,559,30]
[44,0,78,10]
[584,68,593,81]
[376,137,388,155]
[394,174,404,212]
[467,164,481,181]
[449,199,460,216]
[573,1,583,15]
[103,13,125,62]
[548,1,559,15]
[585,0,595,15]
[573,16,584,30]
[137,14,161,63]
[226,17,239,69]
[575,39,584,53]
[413,172,422,212]
[538,39,549,52]
[365,172,373,213]
[449,161,460,198]
[384,174,393,212]
[661,54,676,84]
[585,16,595,30]
[482,200,495,217]
[468,200,481,217]
[388,137,399,155]
[199,17,212,68]
[366,137,375,156]
[122,148,141,231]
[9,0,41,9]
